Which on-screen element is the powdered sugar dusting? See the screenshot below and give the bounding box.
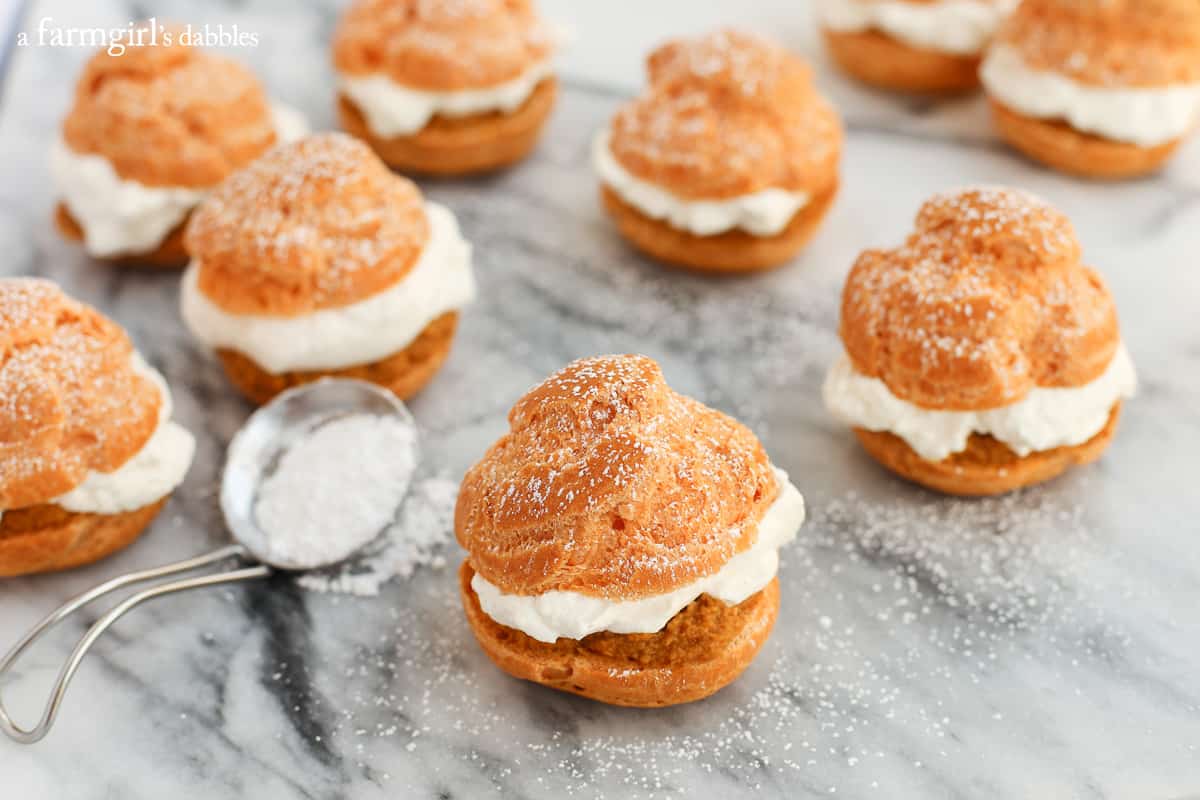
[650,28,783,97]
[290,479,1152,797]
[251,413,418,570]
[841,186,1119,409]
[297,476,458,596]
[62,33,279,189]
[609,28,841,199]
[0,278,161,508]
[187,133,429,316]
[333,0,557,89]
[459,354,778,598]
[997,0,1200,87]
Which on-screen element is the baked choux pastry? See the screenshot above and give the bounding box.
[823,187,1137,496]
[333,0,560,175]
[593,29,841,274]
[0,279,196,576]
[180,133,475,406]
[456,354,807,706]
[51,30,307,267]
[817,0,1017,92]
[981,0,1200,178]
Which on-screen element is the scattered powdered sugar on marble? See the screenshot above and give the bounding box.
[252,414,418,570]
[277,472,1155,798]
[297,476,458,596]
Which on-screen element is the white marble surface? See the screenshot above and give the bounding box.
[3,1,1200,798]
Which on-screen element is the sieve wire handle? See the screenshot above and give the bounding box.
[0,544,271,744]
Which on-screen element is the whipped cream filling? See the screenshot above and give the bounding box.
[823,342,1137,462]
[180,202,476,373]
[51,103,309,258]
[471,468,806,644]
[51,355,196,515]
[338,57,555,138]
[268,103,311,144]
[816,0,1017,56]
[592,130,810,238]
[981,45,1200,147]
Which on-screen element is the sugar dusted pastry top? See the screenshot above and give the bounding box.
[62,34,280,188]
[608,29,841,200]
[995,0,1200,87]
[456,355,779,600]
[0,279,162,509]
[840,187,1120,412]
[185,133,430,317]
[332,0,556,90]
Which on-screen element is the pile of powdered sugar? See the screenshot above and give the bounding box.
[252,413,419,570]
[297,475,459,596]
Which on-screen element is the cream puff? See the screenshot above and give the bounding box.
[823,187,1137,496]
[0,279,196,576]
[456,354,807,706]
[51,31,307,267]
[180,133,475,405]
[333,0,560,175]
[817,0,1017,92]
[594,29,842,274]
[981,0,1200,178]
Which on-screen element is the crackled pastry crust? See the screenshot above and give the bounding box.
[601,182,838,273]
[332,0,556,89]
[0,279,161,510]
[0,280,172,577]
[822,28,984,93]
[985,0,1200,175]
[460,563,780,707]
[854,403,1120,495]
[0,500,166,577]
[839,187,1119,412]
[62,33,280,188]
[185,133,430,316]
[337,78,557,174]
[994,0,1200,88]
[455,354,778,600]
[608,29,841,201]
[215,312,458,406]
[55,203,189,269]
